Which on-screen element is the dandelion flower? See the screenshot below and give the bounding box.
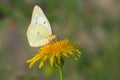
[26,39,81,68]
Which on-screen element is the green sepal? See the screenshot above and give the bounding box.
[55,56,64,68]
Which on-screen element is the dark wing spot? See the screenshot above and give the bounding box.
[35,21,37,24]
[37,32,40,35]
[44,21,46,24]
[34,19,37,24]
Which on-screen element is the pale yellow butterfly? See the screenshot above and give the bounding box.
[27,5,56,47]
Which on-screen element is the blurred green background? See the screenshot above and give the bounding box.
[0,0,120,80]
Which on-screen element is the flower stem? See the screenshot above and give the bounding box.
[58,67,63,80]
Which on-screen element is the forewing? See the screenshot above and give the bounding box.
[30,5,52,34]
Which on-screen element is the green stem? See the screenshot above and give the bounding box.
[58,67,63,80]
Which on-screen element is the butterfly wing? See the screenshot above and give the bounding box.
[27,24,51,47]
[31,5,52,34]
[27,5,55,47]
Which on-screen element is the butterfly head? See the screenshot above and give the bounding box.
[48,35,56,42]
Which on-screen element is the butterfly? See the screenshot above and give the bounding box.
[27,5,56,47]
